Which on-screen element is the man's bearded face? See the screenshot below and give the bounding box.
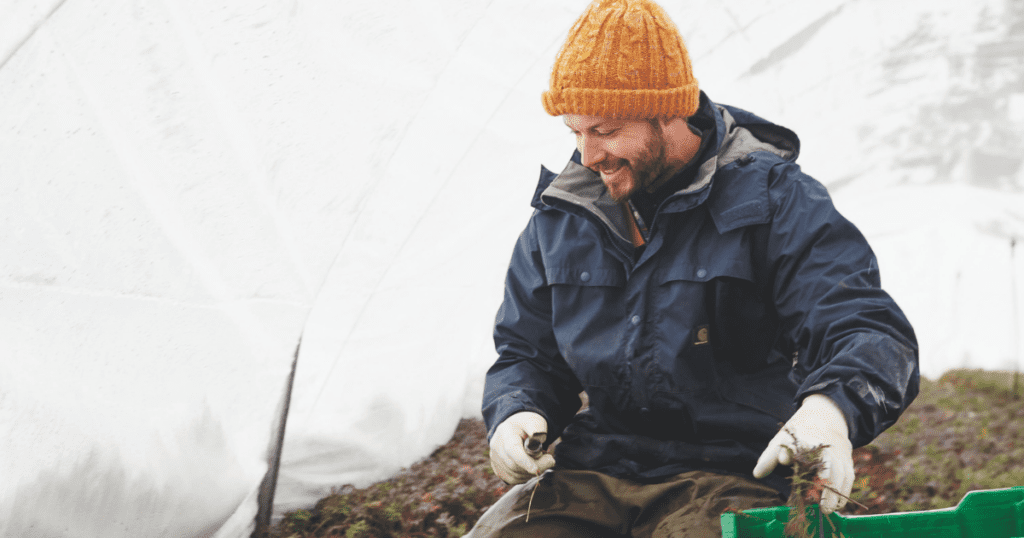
[564,115,669,202]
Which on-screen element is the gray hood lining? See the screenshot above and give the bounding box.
[540,160,635,245]
[716,106,795,168]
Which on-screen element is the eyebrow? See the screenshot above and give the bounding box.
[564,120,615,132]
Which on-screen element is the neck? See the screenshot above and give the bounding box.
[662,116,702,170]
[645,116,703,192]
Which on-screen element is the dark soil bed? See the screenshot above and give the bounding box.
[268,369,1024,537]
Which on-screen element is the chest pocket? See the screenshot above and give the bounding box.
[655,226,795,422]
[655,226,781,374]
[546,263,627,326]
[544,256,628,378]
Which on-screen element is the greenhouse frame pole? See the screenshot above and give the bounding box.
[253,340,301,537]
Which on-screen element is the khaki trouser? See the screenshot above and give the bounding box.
[467,469,784,538]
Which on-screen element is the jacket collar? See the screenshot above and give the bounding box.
[534,93,800,239]
[536,159,637,245]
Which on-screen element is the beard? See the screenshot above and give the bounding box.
[596,125,670,203]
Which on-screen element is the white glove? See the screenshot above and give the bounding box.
[752,394,854,515]
[489,411,556,484]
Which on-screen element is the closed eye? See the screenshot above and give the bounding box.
[569,128,616,136]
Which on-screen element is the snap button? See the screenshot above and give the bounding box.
[580,271,591,282]
[631,315,641,326]
[640,407,650,415]
[696,268,707,278]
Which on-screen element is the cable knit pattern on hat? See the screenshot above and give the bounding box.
[542,0,699,119]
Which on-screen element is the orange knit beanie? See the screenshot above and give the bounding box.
[542,0,699,120]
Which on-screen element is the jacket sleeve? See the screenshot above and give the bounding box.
[766,162,919,448]
[483,214,583,445]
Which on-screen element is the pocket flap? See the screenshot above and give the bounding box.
[658,257,754,284]
[546,266,626,287]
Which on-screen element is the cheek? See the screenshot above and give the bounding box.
[606,136,646,162]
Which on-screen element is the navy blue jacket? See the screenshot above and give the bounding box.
[483,96,919,494]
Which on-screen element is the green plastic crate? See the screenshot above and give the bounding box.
[721,487,1024,538]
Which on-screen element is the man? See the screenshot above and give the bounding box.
[471,0,919,536]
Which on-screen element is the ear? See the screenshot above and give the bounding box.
[655,116,692,142]
[657,115,687,129]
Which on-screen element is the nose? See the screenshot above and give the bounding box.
[578,134,606,169]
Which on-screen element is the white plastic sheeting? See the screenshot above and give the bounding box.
[1,0,1022,536]
[2,0,318,535]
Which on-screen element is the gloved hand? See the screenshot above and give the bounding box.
[753,394,854,515]
[489,411,556,484]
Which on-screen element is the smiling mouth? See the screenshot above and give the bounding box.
[599,164,624,176]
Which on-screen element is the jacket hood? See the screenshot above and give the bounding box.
[532,94,800,245]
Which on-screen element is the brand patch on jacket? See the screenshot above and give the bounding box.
[695,325,710,345]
